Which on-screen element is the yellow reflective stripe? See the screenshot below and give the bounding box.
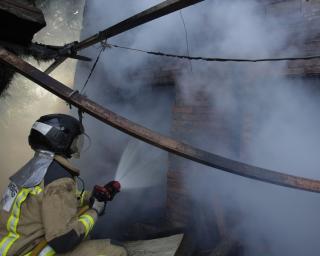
[39,245,55,256]
[30,186,43,195]
[0,233,19,256]
[23,245,55,256]
[80,195,84,207]
[78,214,95,237]
[0,186,42,256]
[0,188,31,256]
[76,190,85,207]
[76,190,89,207]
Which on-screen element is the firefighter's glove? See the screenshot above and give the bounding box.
[104,181,121,201]
[90,198,106,216]
[90,185,108,216]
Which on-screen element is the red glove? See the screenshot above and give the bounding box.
[104,181,121,201]
[91,181,121,203]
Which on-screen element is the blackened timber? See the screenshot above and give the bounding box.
[44,57,68,74]
[46,0,204,73]
[1,48,320,194]
[76,0,204,51]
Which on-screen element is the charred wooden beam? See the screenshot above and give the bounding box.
[44,57,68,74]
[0,62,14,96]
[0,41,62,60]
[1,48,320,193]
[76,0,204,51]
[46,0,204,73]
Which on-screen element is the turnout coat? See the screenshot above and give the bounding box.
[0,152,96,256]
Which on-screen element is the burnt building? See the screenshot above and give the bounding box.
[1,0,320,255]
[166,1,320,255]
[73,0,320,255]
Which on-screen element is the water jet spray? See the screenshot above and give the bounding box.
[114,139,166,190]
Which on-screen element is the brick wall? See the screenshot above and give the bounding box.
[167,80,240,228]
[166,0,320,237]
[263,0,320,75]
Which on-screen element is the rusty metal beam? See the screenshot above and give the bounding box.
[44,57,67,74]
[76,0,204,51]
[1,47,320,193]
[46,0,204,73]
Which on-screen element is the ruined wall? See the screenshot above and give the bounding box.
[263,0,320,75]
[166,0,320,252]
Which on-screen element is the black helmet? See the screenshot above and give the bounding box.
[28,114,84,158]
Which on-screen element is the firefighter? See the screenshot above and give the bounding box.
[0,114,127,256]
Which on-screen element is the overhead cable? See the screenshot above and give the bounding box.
[3,47,320,193]
[179,10,193,71]
[80,42,109,93]
[108,43,320,63]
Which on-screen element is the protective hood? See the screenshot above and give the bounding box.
[10,151,54,188]
[54,155,80,176]
[70,134,84,159]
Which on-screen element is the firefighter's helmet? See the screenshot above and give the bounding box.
[28,114,84,158]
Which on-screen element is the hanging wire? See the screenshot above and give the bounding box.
[82,133,92,153]
[108,43,320,63]
[179,10,193,72]
[80,41,109,94]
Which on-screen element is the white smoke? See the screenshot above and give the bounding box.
[75,0,320,255]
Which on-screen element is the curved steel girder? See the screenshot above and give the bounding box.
[1,47,320,193]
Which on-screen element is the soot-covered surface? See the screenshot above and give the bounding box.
[0,62,14,96]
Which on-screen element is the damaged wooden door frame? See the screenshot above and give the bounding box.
[1,47,320,193]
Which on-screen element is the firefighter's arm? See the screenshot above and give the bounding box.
[42,177,98,254]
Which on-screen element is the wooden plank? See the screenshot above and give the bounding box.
[76,0,204,51]
[46,0,204,73]
[2,48,320,193]
[124,234,183,256]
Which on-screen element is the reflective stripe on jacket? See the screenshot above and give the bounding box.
[24,245,55,256]
[0,156,97,256]
[0,186,43,256]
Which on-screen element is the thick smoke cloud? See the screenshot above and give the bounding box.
[76,0,320,255]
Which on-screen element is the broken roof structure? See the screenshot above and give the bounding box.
[1,0,320,192]
[1,0,320,255]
